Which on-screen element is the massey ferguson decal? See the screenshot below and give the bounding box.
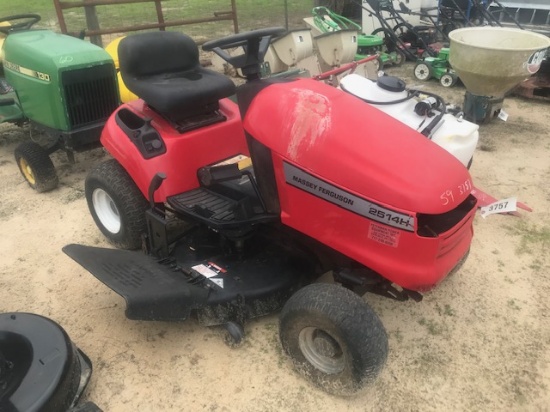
[283,162,415,231]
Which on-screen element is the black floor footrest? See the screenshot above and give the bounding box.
[167,187,276,229]
[169,188,238,221]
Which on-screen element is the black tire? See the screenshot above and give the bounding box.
[371,27,394,49]
[440,72,458,87]
[85,159,149,250]
[14,141,58,193]
[414,62,433,81]
[393,22,414,41]
[279,283,388,395]
[393,50,405,66]
[372,57,382,71]
[372,27,416,60]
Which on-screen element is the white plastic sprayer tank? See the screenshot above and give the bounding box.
[339,74,479,168]
[449,27,550,98]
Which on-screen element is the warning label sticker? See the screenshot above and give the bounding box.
[368,222,401,248]
[191,264,219,278]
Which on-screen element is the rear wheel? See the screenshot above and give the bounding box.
[85,159,149,250]
[393,50,405,66]
[279,283,388,395]
[371,27,395,52]
[414,62,433,81]
[372,57,382,71]
[393,22,415,42]
[14,141,58,193]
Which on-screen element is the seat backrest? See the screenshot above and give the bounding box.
[118,31,199,78]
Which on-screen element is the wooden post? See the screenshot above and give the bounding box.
[154,0,165,31]
[83,0,103,46]
[53,0,68,34]
[231,0,239,33]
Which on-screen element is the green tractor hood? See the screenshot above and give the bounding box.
[2,30,118,131]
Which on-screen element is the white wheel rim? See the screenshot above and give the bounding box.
[415,65,430,80]
[441,75,452,86]
[92,188,121,234]
[396,53,403,65]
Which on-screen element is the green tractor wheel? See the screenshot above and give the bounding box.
[14,141,58,193]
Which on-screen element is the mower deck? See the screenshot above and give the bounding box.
[63,230,317,326]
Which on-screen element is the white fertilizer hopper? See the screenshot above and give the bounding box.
[263,46,288,76]
[314,29,358,68]
[271,29,313,67]
[449,27,550,123]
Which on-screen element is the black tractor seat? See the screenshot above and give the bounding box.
[118,31,236,123]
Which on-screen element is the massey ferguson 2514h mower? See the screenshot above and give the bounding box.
[64,28,477,394]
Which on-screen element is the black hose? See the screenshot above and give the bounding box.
[406,88,448,137]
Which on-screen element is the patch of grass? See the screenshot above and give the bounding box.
[528,259,543,271]
[0,0,313,40]
[418,317,446,335]
[443,304,455,317]
[435,303,455,317]
[507,299,521,311]
[390,328,404,344]
[479,143,496,152]
[506,222,550,255]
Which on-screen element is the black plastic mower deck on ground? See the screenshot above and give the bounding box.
[64,226,321,329]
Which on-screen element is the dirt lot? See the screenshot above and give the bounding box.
[1,62,549,411]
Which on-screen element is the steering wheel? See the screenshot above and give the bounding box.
[202,27,286,72]
[0,14,41,35]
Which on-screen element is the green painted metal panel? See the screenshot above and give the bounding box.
[2,30,115,131]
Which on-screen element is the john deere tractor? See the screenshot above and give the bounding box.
[0,14,119,192]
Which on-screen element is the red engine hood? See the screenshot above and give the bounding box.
[243,78,472,214]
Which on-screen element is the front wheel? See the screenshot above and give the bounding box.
[14,141,58,193]
[85,159,149,249]
[414,62,433,81]
[279,283,388,395]
[440,72,458,87]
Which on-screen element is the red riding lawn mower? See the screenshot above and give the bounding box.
[64,27,477,395]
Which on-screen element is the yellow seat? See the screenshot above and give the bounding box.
[105,36,138,103]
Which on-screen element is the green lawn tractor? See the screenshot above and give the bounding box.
[312,6,403,70]
[413,47,459,87]
[0,14,119,192]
